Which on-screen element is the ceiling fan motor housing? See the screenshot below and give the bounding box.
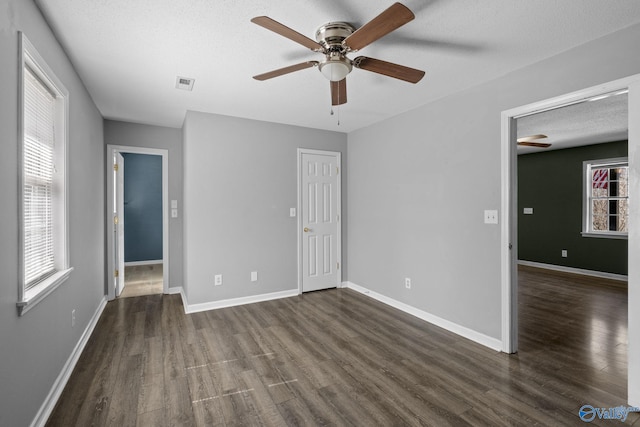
[316,22,355,81]
[315,22,355,50]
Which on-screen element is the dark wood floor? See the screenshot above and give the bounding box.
[47,266,638,426]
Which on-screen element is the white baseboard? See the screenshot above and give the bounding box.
[31,297,107,427]
[518,260,627,282]
[180,289,299,314]
[344,281,503,352]
[175,280,502,351]
[124,260,163,267]
[167,286,182,295]
[630,391,640,408]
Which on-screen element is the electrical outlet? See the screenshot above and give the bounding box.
[405,277,411,289]
[251,271,258,282]
[71,309,76,327]
[562,250,568,258]
[484,210,499,224]
[214,274,223,286]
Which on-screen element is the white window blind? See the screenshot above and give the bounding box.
[23,65,56,288]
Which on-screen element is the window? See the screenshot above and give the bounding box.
[582,157,628,239]
[17,33,72,315]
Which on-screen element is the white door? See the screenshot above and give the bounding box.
[114,152,125,296]
[300,151,341,292]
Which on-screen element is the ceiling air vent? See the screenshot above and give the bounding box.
[175,76,195,91]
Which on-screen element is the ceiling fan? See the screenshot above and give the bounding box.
[251,2,425,106]
[517,134,552,148]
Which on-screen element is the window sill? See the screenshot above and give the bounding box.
[581,232,628,240]
[17,267,74,316]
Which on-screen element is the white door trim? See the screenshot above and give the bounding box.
[115,152,125,296]
[106,145,169,300]
[297,148,342,294]
[500,74,640,405]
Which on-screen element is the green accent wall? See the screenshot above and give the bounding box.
[518,140,628,275]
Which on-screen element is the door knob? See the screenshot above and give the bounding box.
[304,227,310,232]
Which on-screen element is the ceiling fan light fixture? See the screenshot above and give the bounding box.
[319,57,352,81]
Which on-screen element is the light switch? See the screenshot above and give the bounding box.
[171,200,178,209]
[523,207,533,215]
[171,208,178,218]
[484,210,499,224]
[290,208,296,217]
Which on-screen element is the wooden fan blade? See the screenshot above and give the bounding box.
[343,2,415,51]
[251,16,323,52]
[331,79,347,105]
[253,61,318,81]
[517,141,552,148]
[517,134,548,143]
[354,56,424,83]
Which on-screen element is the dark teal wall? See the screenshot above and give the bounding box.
[123,153,163,262]
[518,140,627,275]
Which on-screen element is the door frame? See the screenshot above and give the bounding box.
[297,148,342,294]
[500,74,640,405]
[115,152,125,296]
[106,144,169,300]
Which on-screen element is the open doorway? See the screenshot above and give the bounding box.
[120,152,163,298]
[516,92,628,279]
[501,74,640,406]
[106,145,169,300]
[515,93,629,396]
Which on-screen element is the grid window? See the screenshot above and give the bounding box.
[583,158,628,238]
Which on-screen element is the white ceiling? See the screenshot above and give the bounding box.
[517,92,629,155]
[36,0,640,133]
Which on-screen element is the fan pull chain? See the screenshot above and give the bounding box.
[330,105,340,125]
[330,106,340,125]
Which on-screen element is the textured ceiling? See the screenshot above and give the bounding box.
[35,0,640,132]
[517,92,628,155]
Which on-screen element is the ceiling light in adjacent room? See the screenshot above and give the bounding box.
[588,89,628,102]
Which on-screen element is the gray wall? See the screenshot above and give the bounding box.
[518,141,628,275]
[347,23,640,339]
[123,153,163,262]
[183,111,347,305]
[104,120,184,289]
[0,1,105,426]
